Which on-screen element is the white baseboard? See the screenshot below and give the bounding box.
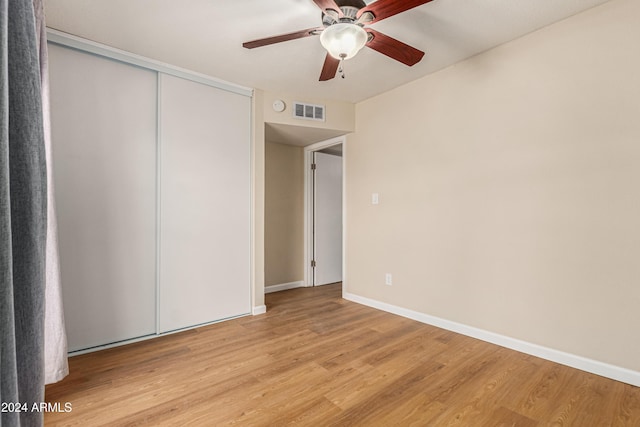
[264,281,305,294]
[343,292,640,387]
[252,305,267,315]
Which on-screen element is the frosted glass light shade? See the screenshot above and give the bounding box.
[320,23,368,60]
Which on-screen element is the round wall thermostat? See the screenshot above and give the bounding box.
[272,99,285,112]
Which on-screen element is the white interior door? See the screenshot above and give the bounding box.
[313,151,343,286]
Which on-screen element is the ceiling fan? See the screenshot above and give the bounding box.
[243,0,433,81]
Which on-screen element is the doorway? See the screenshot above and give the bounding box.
[304,136,345,287]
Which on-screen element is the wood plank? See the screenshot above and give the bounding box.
[45,283,640,426]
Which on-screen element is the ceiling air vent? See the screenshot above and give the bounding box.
[293,102,325,122]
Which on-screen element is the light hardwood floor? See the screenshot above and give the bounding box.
[46,283,640,426]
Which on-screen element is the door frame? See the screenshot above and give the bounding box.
[303,135,346,288]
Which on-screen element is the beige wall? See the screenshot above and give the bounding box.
[264,142,305,286]
[257,89,355,292]
[252,90,265,309]
[262,90,355,133]
[346,0,640,372]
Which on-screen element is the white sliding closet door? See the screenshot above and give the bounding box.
[48,44,157,351]
[159,74,251,333]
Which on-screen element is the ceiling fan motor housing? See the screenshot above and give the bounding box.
[322,0,367,26]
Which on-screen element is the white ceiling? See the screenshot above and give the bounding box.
[45,0,611,104]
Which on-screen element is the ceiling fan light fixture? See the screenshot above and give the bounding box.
[320,23,367,60]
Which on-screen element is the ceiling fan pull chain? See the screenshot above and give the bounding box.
[338,55,346,79]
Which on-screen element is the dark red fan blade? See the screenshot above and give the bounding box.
[319,54,340,81]
[313,0,344,17]
[243,27,324,49]
[357,0,433,24]
[366,29,424,66]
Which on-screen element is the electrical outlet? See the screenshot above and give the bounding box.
[385,273,392,286]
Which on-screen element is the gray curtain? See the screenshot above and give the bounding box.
[1,0,48,426]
